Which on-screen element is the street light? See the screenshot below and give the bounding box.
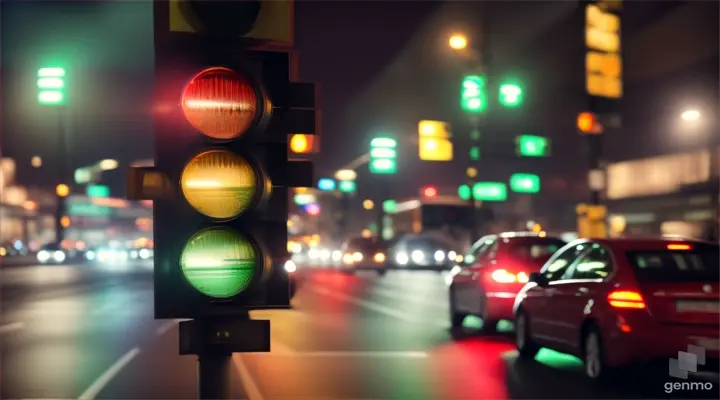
[335,169,357,181]
[681,109,701,122]
[448,34,468,50]
[98,159,119,171]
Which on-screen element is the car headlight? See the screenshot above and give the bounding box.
[411,250,425,263]
[284,260,297,273]
[86,250,96,261]
[342,253,354,264]
[332,250,342,262]
[139,249,150,259]
[352,252,363,262]
[53,251,66,263]
[37,250,50,263]
[434,250,445,262]
[448,251,457,260]
[395,252,409,265]
[320,249,330,260]
[373,252,386,263]
[130,250,139,259]
[308,249,319,259]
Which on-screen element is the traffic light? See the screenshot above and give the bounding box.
[422,186,438,198]
[55,184,69,243]
[289,134,312,154]
[498,82,523,107]
[509,173,541,194]
[37,67,66,105]
[338,180,357,193]
[418,120,453,161]
[473,182,507,202]
[577,112,602,134]
[369,137,397,174]
[515,135,550,157]
[469,146,481,161]
[316,178,335,191]
[585,3,622,99]
[461,75,487,113]
[130,25,317,319]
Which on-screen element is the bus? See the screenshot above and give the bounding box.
[388,196,494,251]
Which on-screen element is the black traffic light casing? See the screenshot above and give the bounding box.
[152,30,315,319]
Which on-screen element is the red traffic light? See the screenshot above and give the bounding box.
[422,186,438,197]
[181,67,263,141]
[577,112,602,134]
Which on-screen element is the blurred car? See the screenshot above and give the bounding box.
[389,234,460,271]
[448,232,566,332]
[0,241,29,257]
[513,238,719,382]
[36,243,68,264]
[339,236,389,275]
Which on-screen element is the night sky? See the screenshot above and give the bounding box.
[1,0,718,200]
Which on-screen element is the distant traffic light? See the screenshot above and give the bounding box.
[422,186,438,197]
[290,134,312,154]
[129,36,317,319]
[473,182,508,202]
[469,146,481,161]
[37,67,66,105]
[461,75,487,113]
[369,137,397,174]
[577,112,602,134]
[498,82,523,107]
[338,180,357,193]
[509,173,541,194]
[585,4,622,99]
[317,178,336,191]
[418,120,453,161]
[515,135,550,157]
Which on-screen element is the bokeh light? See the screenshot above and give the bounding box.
[181,149,259,219]
[180,227,258,298]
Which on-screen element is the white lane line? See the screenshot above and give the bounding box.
[310,286,446,328]
[77,347,141,400]
[232,355,265,400]
[0,322,24,334]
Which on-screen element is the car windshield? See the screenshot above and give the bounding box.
[507,238,567,262]
[627,246,720,283]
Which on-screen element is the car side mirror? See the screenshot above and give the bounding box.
[529,272,549,286]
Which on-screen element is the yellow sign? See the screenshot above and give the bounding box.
[576,203,608,238]
[169,0,293,45]
[585,4,622,99]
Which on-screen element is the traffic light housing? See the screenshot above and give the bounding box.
[369,137,397,174]
[37,67,66,106]
[515,135,550,157]
[498,82,523,107]
[134,21,316,319]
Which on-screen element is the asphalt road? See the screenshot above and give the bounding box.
[1,264,718,399]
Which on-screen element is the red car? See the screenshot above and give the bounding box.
[514,237,719,382]
[448,232,567,332]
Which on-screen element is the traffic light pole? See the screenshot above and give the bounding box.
[588,134,602,205]
[376,179,391,239]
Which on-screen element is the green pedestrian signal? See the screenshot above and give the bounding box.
[499,82,523,107]
[369,137,397,174]
[461,75,487,113]
[37,67,66,105]
[516,135,550,157]
[510,173,541,193]
[469,146,481,160]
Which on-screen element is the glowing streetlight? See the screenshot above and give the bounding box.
[363,199,374,210]
[31,156,42,168]
[334,169,357,181]
[98,159,119,171]
[680,109,700,122]
[448,34,468,50]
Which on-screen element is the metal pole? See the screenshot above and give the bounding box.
[198,351,232,399]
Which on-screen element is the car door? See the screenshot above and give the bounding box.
[526,242,590,344]
[454,236,495,313]
[550,244,614,353]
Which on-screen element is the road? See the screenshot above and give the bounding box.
[1,263,718,399]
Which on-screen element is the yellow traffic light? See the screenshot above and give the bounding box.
[448,34,468,50]
[60,216,71,228]
[585,4,622,99]
[532,223,542,233]
[290,134,314,154]
[418,120,453,161]
[56,184,70,197]
[577,112,602,134]
[466,167,478,179]
[363,199,374,210]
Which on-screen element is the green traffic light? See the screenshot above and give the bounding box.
[510,173,541,193]
[369,136,398,175]
[473,182,508,202]
[499,83,523,107]
[180,227,258,299]
[516,135,549,157]
[458,185,471,201]
[461,75,487,113]
[469,146,480,160]
[37,67,66,106]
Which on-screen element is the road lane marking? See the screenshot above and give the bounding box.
[310,286,446,328]
[0,322,24,334]
[232,355,265,400]
[77,347,141,400]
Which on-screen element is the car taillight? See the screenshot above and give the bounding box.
[491,268,517,283]
[607,290,646,309]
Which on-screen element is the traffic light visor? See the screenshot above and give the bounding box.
[181,149,264,220]
[181,67,262,140]
[180,227,259,298]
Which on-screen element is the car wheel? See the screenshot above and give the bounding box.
[582,326,611,383]
[449,286,467,328]
[515,309,540,359]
